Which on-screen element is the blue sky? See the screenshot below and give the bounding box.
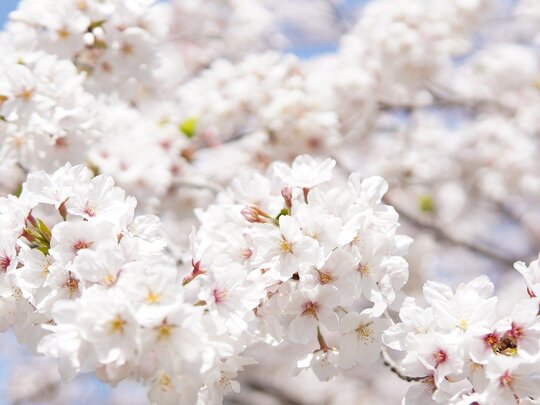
[0,0,17,26]
[0,0,365,59]
[0,0,365,24]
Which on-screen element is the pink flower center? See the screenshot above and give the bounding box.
[241,248,253,260]
[302,301,319,318]
[0,256,11,272]
[499,371,513,388]
[509,322,524,339]
[432,349,447,368]
[213,288,227,304]
[484,333,499,348]
[319,271,333,284]
[73,241,92,252]
[83,205,96,217]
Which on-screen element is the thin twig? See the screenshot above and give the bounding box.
[385,195,518,268]
[332,156,518,268]
[239,379,305,405]
[169,178,223,193]
[493,199,540,252]
[15,162,29,175]
[381,347,425,383]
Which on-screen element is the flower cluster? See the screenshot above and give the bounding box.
[385,264,540,405]
[163,0,280,81]
[187,154,412,380]
[0,164,255,405]
[175,53,340,158]
[339,0,491,105]
[0,53,98,176]
[7,0,167,101]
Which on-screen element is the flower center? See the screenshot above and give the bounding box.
[121,42,134,55]
[219,373,232,390]
[83,205,96,217]
[18,88,33,101]
[102,274,115,285]
[458,319,469,331]
[213,288,227,304]
[509,322,524,339]
[432,349,447,368]
[0,256,11,272]
[146,291,160,304]
[319,271,333,284]
[109,315,126,334]
[279,239,292,253]
[499,371,513,388]
[356,322,374,343]
[157,323,172,340]
[57,28,70,39]
[159,373,172,391]
[73,240,92,252]
[302,301,319,318]
[358,263,370,276]
[241,248,252,259]
[63,275,79,297]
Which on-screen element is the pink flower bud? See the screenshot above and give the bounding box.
[241,207,260,223]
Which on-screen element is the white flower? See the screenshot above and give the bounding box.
[66,174,136,227]
[286,284,340,344]
[401,333,464,384]
[495,298,540,356]
[339,311,388,368]
[484,356,540,405]
[49,221,114,266]
[0,232,17,274]
[515,256,540,298]
[201,355,256,404]
[300,249,357,305]
[22,163,92,208]
[272,155,336,189]
[197,264,266,333]
[383,297,435,351]
[252,216,321,280]
[294,349,340,381]
[76,286,139,366]
[424,276,498,334]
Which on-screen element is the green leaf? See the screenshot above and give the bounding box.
[178,117,198,139]
[88,20,106,31]
[86,161,100,177]
[275,208,290,221]
[35,240,50,256]
[36,219,52,240]
[12,183,22,198]
[418,194,435,213]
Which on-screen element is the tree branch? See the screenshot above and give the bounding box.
[384,195,518,268]
[381,347,425,383]
[235,379,305,405]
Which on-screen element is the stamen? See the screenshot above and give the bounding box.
[302,301,319,318]
[432,349,447,368]
[109,315,125,334]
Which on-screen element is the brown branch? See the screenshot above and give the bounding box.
[236,379,305,405]
[331,155,518,267]
[493,199,540,252]
[384,195,518,268]
[381,347,425,383]
[169,178,223,193]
